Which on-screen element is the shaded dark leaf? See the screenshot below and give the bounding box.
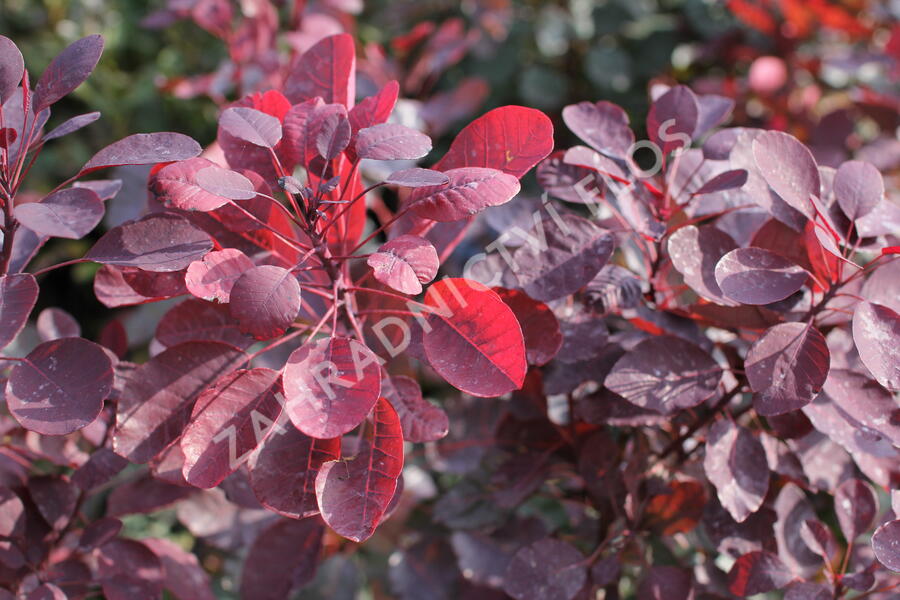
[503,538,587,600]
[86,213,212,272]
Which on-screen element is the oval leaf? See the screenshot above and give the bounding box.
[834,478,878,541]
[14,187,104,239]
[752,131,819,219]
[704,419,769,523]
[562,100,634,159]
[36,307,81,341]
[367,235,439,295]
[220,107,282,149]
[852,301,900,390]
[382,375,449,443]
[355,123,432,160]
[43,111,101,142]
[872,520,900,572]
[668,224,739,306]
[6,338,113,435]
[503,538,587,600]
[714,247,807,305]
[82,132,202,174]
[284,33,355,107]
[422,278,526,397]
[195,165,256,200]
[86,213,212,272]
[0,273,38,349]
[229,265,301,340]
[32,35,103,111]
[408,167,521,222]
[494,287,562,366]
[151,157,229,212]
[185,249,254,303]
[0,36,24,102]
[239,518,324,600]
[834,160,883,220]
[384,168,449,188]
[727,551,793,597]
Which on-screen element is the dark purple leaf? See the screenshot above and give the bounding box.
[407,167,520,222]
[74,178,122,201]
[229,265,301,340]
[247,424,340,518]
[834,478,878,541]
[284,336,381,438]
[316,398,404,542]
[774,483,822,577]
[694,93,735,138]
[28,476,78,530]
[156,299,252,350]
[834,160,883,220]
[106,473,191,516]
[79,517,122,552]
[81,132,202,174]
[239,518,324,600]
[562,100,634,159]
[704,419,769,523]
[143,537,215,600]
[799,519,839,563]
[284,33,356,106]
[852,301,900,390]
[647,85,699,155]
[0,36,24,102]
[6,338,112,435]
[36,307,81,341]
[821,369,900,447]
[26,584,65,600]
[752,131,819,220]
[384,168,450,188]
[195,165,256,200]
[96,539,164,600]
[493,287,562,366]
[0,273,37,349]
[389,538,460,600]
[367,235,439,295]
[746,323,830,415]
[356,123,432,160]
[220,107,282,148]
[692,169,748,195]
[14,187,104,239]
[32,35,103,111]
[872,519,900,571]
[637,566,693,600]
[502,538,587,600]
[511,213,615,302]
[113,341,245,463]
[86,213,213,272]
[43,111,101,142]
[727,551,793,597]
[784,582,833,600]
[382,375,449,443]
[714,247,808,305]
[668,224,739,306]
[535,151,597,203]
[185,248,254,303]
[605,335,721,415]
[71,448,128,490]
[312,104,351,160]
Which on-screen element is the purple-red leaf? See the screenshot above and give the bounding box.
[284,336,382,439]
[511,213,615,302]
[704,419,769,523]
[0,36,24,102]
[185,249,254,303]
[834,478,878,541]
[637,566,694,600]
[156,299,251,349]
[247,424,340,518]
[752,131,819,220]
[668,224,739,306]
[605,335,721,415]
[96,539,164,600]
[229,265,301,339]
[382,375,449,443]
[433,106,554,178]
[86,213,212,272]
[113,341,245,463]
[0,273,38,349]
[195,165,256,200]
[852,301,900,390]
[746,323,830,416]
[503,538,587,600]
[36,307,80,341]
[151,157,229,212]
[647,85,699,155]
[367,235,439,295]
[407,167,520,222]
[727,551,793,597]
[872,520,900,571]
[239,517,324,600]
[355,123,432,160]
[422,278,526,397]
[834,160,883,220]
[714,247,807,305]
[219,107,282,148]
[692,169,748,195]
[562,100,634,159]
[284,33,356,107]
[316,398,403,542]
[14,187,104,239]
[313,104,351,159]
[81,132,202,174]
[43,111,101,142]
[142,537,216,600]
[6,338,112,435]
[384,168,449,188]
[32,35,103,111]
[494,287,562,366]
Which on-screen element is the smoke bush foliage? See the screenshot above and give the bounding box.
[0,10,899,600]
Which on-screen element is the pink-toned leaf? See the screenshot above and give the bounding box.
[229,265,301,340]
[220,107,282,148]
[535,151,598,203]
[280,97,324,168]
[872,520,900,571]
[284,33,356,107]
[0,487,24,538]
[239,518,324,600]
[181,368,283,488]
[6,338,112,435]
[315,398,404,542]
[26,584,65,600]
[834,478,878,541]
[384,167,449,188]
[355,123,432,160]
[692,169,748,195]
[493,287,562,366]
[113,341,245,463]
[74,178,122,200]
[752,131,819,220]
[81,132,202,174]
[637,566,694,600]
[422,278,526,397]
[247,424,340,518]
[407,167,520,222]
[562,100,634,159]
[714,247,808,305]
[433,105,554,178]
[156,299,252,350]
[96,539,164,600]
[313,104,351,159]
[647,85,699,155]
[284,336,381,438]
[668,224,739,306]
[694,93,735,138]
[185,249,254,303]
[704,419,769,523]
[511,213,615,302]
[14,187,103,239]
[852,301,900,390]
[195,165,256,200]
[503,538,587,600]
[727,551,793,596]
[382,375,449,443]
[0,36,24,102]
[367,234,439,295]
[36,307,80,341]
[43,111,100,142]
[349,80,398,133]
[32,35,103,111]
[86,213,212,272]
[746,323,830,416]
[834,160,883,220]
[606,335,721,415]
[142,537,216,600]
[0,273,38,349]
[151,157,228,212]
